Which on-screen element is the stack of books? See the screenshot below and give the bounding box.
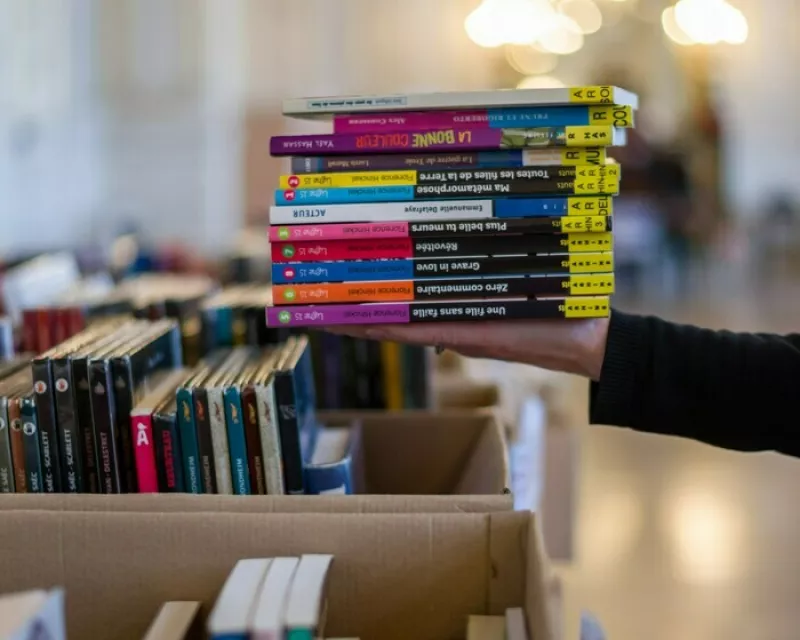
[266,85,638,328]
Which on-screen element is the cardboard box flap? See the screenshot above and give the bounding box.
[0,494,511,514]
[0,509,551,640]
[319,410,509,496]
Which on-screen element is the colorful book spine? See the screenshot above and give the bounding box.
[269,196,612,225]
[267,296,612,327]
[272,253,614,284]
[176,387,203,494]
[270,232,612,263]
[131,411,159,493]
[270,125,625,156]
[278,165,619,189]
[269,214,612,242]
[332,105,634,133]
[223,387,252,496]
[272,274,615,305]
[290,148,608,173]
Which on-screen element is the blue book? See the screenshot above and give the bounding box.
[223,378,251,496]
[304,423,362,495]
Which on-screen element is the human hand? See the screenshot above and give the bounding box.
[327,316,610,381]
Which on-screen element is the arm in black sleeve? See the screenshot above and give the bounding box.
[589,310,800,456]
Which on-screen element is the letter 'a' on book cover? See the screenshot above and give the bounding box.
[283,554,334,640]
[207,558,272,640]
[250,557,300,640]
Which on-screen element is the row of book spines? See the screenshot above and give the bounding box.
[270,125,626,156]
[331,104,634,133]
[278,164,620,189]
[19,308,86,354]
[289,147,610,173]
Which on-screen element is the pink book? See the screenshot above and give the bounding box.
[130,369,188,493]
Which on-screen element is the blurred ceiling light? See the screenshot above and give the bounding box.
[517,74,566,89]
[663,0,749,45]
[558,0,603,34]
[505,44,559,74]
[538,14,585,54]
[661,5,694,45]
[465,0,560,48]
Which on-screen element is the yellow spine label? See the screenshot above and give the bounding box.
[587,105,634,127]
[566,196,613,215]
[562,274,615,295]
[380,342,404,410]
[563,253,614,274]
[560,296,611,318]
[561,232,613,252]
[557,216,611,232]
[280,170,417,189]
[569,86,615,104]
[564,126,616,147]
[572,175,619,195]
[575,164,620,179]
[557,148,607,165]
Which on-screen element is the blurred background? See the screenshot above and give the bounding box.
[1,1,800,639]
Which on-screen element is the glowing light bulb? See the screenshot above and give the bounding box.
[558,0,603,34]
[661,5,695,45]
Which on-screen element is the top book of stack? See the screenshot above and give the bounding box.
[281,85,638,118]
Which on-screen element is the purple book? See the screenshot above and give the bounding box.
[270,125,623,156]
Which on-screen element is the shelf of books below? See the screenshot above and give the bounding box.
[0,410,566,640]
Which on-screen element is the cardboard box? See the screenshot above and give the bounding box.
[432,374,500,410]
[0,507,552,640]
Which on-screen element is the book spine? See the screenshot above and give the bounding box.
[274,372,304,495]
[72,359,100,493]
[131,412,159,493]
[267,296,611,327]
[380,342,404,410]
[109,359,136,493]
[0,400,14,492]
[273,273,614,304]
[268,213,611,242]
[289,148,607,173]
[223,386,251,495]
[52,359,83,492]
[332,105,634,133]
[242,387,266,495]
[268,196,611,225]
[303,458,354,495]
[193,389,218,494]
[271,252,614,285]
[279,164,618,189]
[154,413,184,493]
[31,360,62,493]
[275,176,619,205]
[269,126,621,156]
[20,397,44,493]
[176,387,203,494]
[89,361,121,494]
[255,380,284,494]
[9,400,27,492]
[320,333,343,409]
[271,231,611,263]
[207,387,234,494]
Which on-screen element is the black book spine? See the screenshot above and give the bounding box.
[366,339,385,409]
[20,397,43,493]
[153,411,184,493]
[407,298,608,322]
[109,359,136,493]
[407,215,612,237]
[274,371,304,495]
[72,358,99,493]
[31,359,62,493]
[193,388,217,494]
[52,359,84,492]
[352,339,371,408]
[88,361,121,493]
[0,399,14,493]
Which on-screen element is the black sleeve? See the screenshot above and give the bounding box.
[589,310,800,456]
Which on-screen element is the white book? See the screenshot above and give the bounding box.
[466,615,505,640]
[207,558,272,639]
[282,86,638,117]
[253,354,284,495]
[250,557,300,640]
[269,200,494,226]
[284,554,334,636]
[505,608,529,640]
[142,602,201,640]
[0,589,66,640]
